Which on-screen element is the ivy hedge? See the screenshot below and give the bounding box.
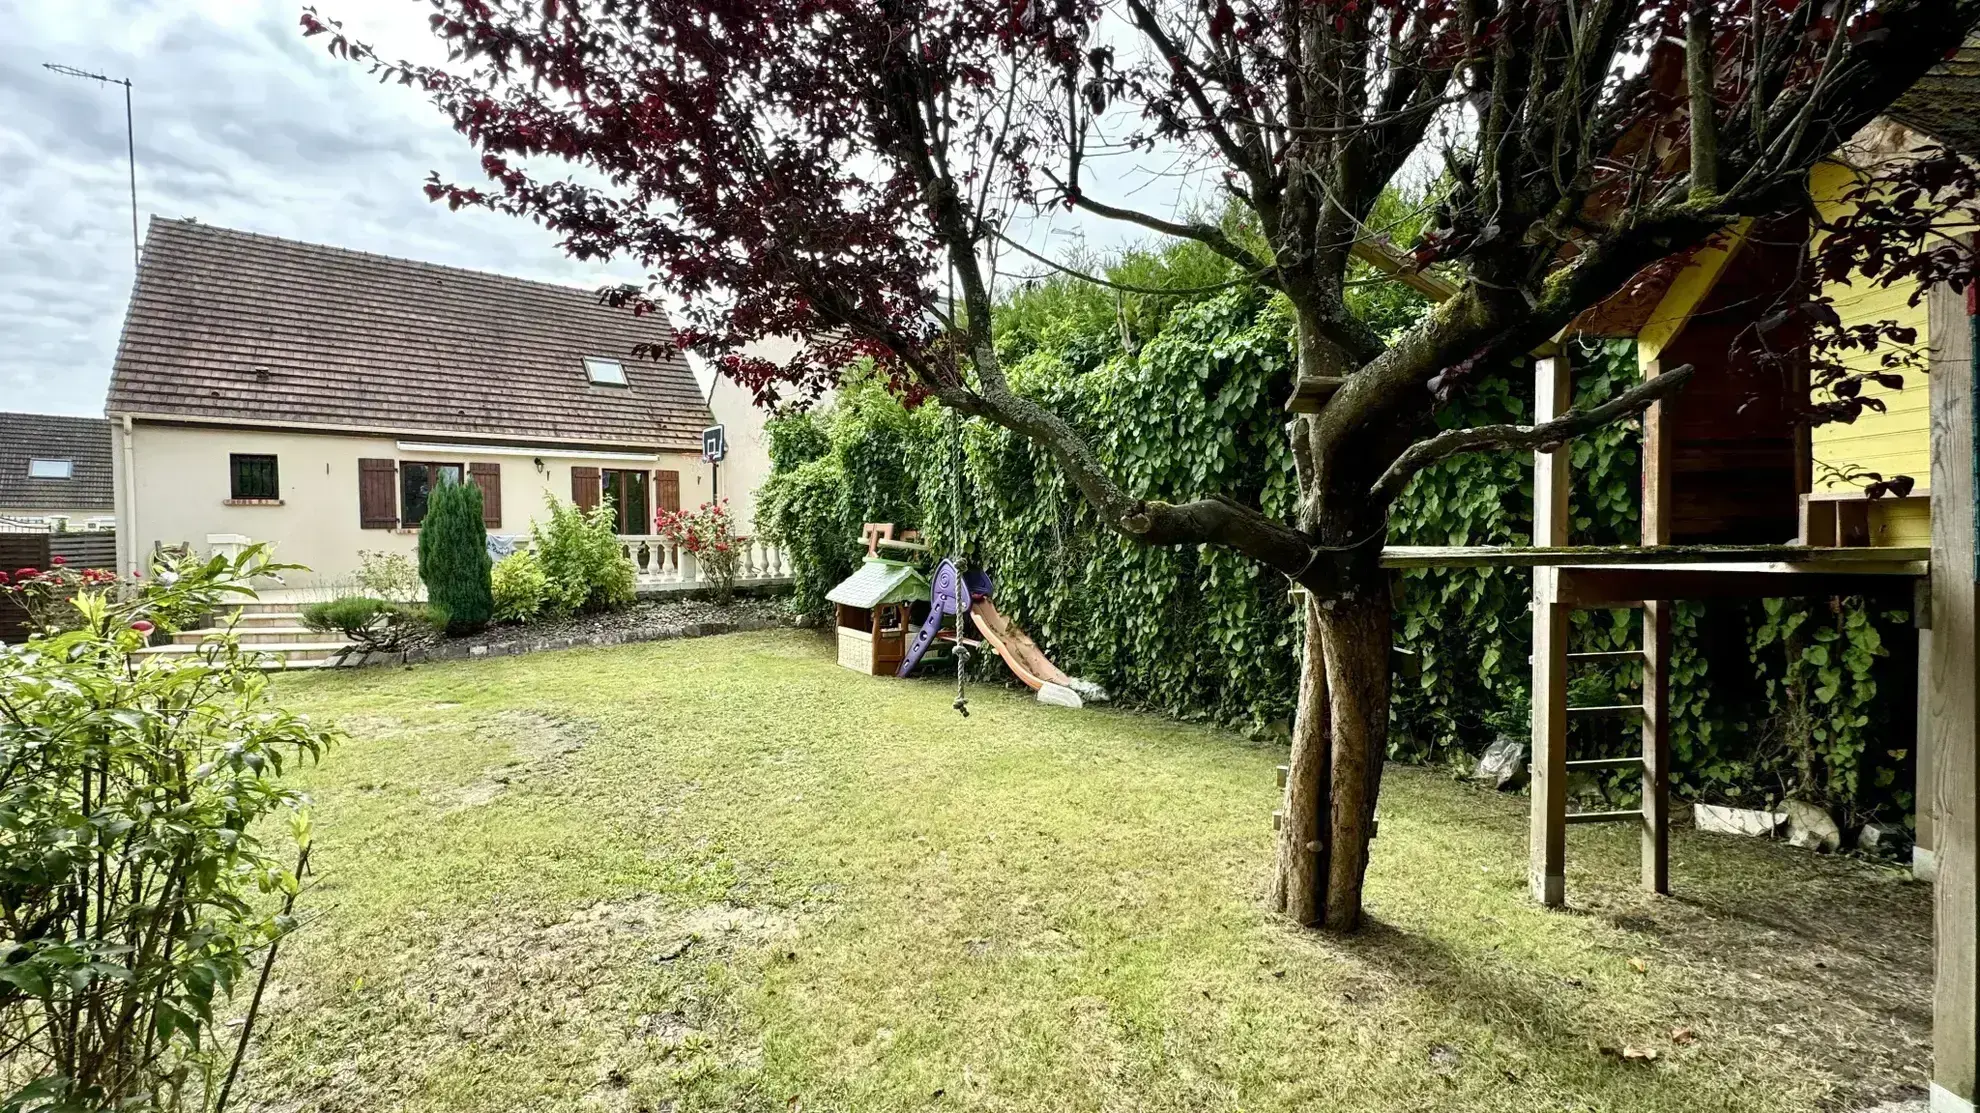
[756,245,1918,824]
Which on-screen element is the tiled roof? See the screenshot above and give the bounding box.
[826,559,929,609]
[1890,37,1980,159]
[106,219,712,451]
[0,412,115,512]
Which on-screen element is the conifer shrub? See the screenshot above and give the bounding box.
[417,480,493,634]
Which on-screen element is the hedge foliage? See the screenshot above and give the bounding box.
[757,241,1917,822]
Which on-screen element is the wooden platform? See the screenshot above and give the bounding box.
[1382,543,1927,571]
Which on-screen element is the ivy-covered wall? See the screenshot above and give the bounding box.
[756,246,1919,824]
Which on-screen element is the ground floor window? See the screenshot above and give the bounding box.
[602,469,650,534]
[400,461,463,527]
[229,453,280,500]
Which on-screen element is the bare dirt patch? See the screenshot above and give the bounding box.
[440,710,597,810]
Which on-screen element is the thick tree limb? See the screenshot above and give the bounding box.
[1368,363,1696,503]
[1686,0,1721,202]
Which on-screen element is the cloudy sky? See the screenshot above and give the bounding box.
[3,2,1188,420]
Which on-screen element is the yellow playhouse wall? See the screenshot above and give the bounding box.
[1807,160,1933,502]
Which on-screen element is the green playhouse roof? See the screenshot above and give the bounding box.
[826,558,930,609]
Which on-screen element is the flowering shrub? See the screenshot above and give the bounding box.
[656,498,741,602]
[0,558,120,635]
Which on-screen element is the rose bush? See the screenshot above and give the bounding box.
[655,499,741,602]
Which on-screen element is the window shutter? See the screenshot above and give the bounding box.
[468,462,502,528]
[358,459,397,529]
[571,466,601,511]
[655,469,681,514]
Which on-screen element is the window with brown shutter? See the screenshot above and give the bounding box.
[571,465,601,511]
[358,458,397,529]
[655,469,681,514]
[468,462,502,528]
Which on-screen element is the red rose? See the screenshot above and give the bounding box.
[16,568,38,579]
[50,556,65,565]
[129,620,154,635]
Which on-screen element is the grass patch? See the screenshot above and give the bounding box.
[247,630,1929,1112]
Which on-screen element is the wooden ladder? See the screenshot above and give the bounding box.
[1528,350,1673,906]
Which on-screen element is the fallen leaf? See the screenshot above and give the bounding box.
[1623,1046,1659,1063]
[1670,1026,1696,1045]
[1627,957,1649,974]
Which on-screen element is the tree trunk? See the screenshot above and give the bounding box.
[1268,573,1393,932]
[1316,579,1393,931]
[1271,595,1331,925]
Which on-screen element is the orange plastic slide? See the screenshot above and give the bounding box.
[967,599,1076,691]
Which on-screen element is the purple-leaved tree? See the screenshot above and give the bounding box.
[307,0,1980,930]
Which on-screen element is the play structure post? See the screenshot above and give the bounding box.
[1930,289,1979,1113]
[1529,349,1572,907]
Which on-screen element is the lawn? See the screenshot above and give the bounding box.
[244,629,1931,1113]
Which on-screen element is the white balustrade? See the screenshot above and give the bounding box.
[570,534,790,590]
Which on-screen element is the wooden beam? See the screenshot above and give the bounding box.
[1555,567,1922,609]
[1643,359,1673,548]
[1380,543,1930,569]
[1531,352,1571,908]
[1642,600,1672,895]
[1930,280,1979,1113]
[1350,239,1458,302]
[1639,366,1673,899]
[1285,376,1346,413]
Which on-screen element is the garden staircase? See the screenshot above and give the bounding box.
[132,601,354,671]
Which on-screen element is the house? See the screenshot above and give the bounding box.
[105,218,761,586]
[0,412,116,529]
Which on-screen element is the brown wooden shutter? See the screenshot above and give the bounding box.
[358,458,397,529]
[468,462,502,528]
[571,465,601,511]
[655,469,681,514]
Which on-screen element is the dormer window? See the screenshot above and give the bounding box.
[28,458,73,479]
[584,357,628,386]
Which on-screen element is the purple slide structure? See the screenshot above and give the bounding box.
[896,560,992,678]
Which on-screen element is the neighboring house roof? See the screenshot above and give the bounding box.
[1889,37,1980,158]
[106,218,712,451]
[827,558,930,609]
[0,412,115,512]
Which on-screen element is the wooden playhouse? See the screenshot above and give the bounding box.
[826,557,930,676]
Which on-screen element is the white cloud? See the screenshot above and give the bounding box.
[2,0,648,418]
[1,0,1206,419]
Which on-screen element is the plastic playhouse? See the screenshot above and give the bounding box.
[823,523,1107,709]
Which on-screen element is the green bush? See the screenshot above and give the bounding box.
[417,481,494,635]
[301,595,394,635]
[0,544,337,1111]
[491,549,552,623]
[354,549,419,599]
[530,496,635,615]
[301,595,447,660]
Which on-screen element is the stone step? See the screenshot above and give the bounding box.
[136,641,354,666]
[230,610,308,628]
[170,626,332,646]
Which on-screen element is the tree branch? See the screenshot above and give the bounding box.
[1687,0,1721,202]
[1368,362,1697,503]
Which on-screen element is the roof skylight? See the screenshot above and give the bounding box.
[584,357,629,386]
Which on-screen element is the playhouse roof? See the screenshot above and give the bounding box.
[827,559,929,609]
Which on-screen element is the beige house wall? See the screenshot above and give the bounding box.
[113,420,706,586]
[705,368,776,535]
